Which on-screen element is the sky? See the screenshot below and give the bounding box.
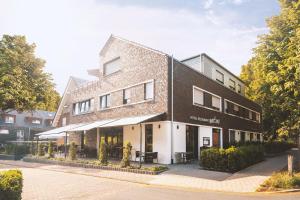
[0,0,280,94]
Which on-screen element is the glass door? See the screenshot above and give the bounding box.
[186,125,198,159]
[145,124,153,152]
[212,128,221,147]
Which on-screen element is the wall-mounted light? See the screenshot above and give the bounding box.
[177,125,179,130]
[158,124,161,129]
[132,126,134,130]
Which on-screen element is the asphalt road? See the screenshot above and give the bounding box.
[0,164,299,200]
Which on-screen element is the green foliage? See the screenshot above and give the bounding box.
[37,143,44,157]
[0,34,60,112]
[0,170,23,200]
[258,172,300,191]
[121,141,132,168]
[68,142,77,161]
[47,141,54,158]
[4,144,29,155]
[200,145,264,172]
[264,140,294,154]
[98,140,107,165]
[240,0,300,140]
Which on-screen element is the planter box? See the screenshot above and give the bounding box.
[23,157,166,175]
[0,154,25,160]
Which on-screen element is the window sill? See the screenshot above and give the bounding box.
[193,103,221,112]
[225,112,260,123]
[99,99,154,112]
[73,111,94,116]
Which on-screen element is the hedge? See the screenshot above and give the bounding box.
[0,170,23,200]
[200,145,264,172]
[264,141,294,154]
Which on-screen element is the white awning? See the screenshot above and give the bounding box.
[68,119,116,132]
[100,114,162,128]
[37,124,85,136]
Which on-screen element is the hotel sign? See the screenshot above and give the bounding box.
[189,116,220,124]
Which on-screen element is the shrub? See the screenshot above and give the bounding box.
[48,141,54,158]
[0,170,23,200]
[200,144,264,172]
[264,141,294,154]
[259,172,300,191]
[98,140,107,165]
[4,144,29,156]
[68,142,77,160]
[37,143,44,157]
[121,141,132,168]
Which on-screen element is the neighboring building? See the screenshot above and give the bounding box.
[0,110,55,142]
[50,35,262,164]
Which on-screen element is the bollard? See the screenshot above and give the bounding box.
[288,154,294,176]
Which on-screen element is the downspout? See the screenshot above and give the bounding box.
[64,132,67,159]
[139,123,142,168]
[171,55,174,164]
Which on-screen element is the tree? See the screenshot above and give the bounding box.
[48,141,54,158]
[0,35,60,113]
[121,141,132,168]
[98,140,107,165]
[68,142,76,160]
[240,0,300,140]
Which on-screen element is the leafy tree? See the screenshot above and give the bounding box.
[241,0,300,140]
[68,142,76,160]
[0,35,60,113]
[48,141,54,158]
[121,141,132,168]
[98,140,107,165]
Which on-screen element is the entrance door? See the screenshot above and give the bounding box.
[186,125,198,159]
[212,128,221,147]
[145,124,153,152]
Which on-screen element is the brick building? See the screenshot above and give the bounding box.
[39,35,262,164]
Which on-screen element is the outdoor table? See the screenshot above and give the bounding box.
[175,152,193,163]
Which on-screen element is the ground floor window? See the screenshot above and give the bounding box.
[212,128,221,147]
[100,127,123,159]
[229,130,235,144]
[145,124,153,152]
[186,125,199,159]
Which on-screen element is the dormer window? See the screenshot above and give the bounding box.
[103,57,121,76]
[229,79,236,91]
[216,70,224,84]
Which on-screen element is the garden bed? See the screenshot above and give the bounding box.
[23,156,168,175]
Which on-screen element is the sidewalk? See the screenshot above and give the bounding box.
[1,149,298,193]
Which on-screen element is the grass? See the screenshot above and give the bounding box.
[257,161,300,192]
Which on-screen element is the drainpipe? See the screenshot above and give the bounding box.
[139,123,142,168]
[64,132,67,159]
[171,55,174,164]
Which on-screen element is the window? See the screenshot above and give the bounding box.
[4,116,14,124]
[123,89,131,104]
[216,70,224,84]
[144,81,154,100]
[249,111,253,120]
[233,104,239,112]
[229,79,236,90]
[193,87,204,105]
[103,57,120,76]
[237,84,241,93]
[250,132,253,141]
[100,94,111,109]
[211,95,221,110]
[32,119,41,124]
[0,129,9,134]
[229,130,236,144]
[257,113,261,123]
[73,99,93,115]
[257,133,261,141]
[17,130,24,141]
[62,117,67,126]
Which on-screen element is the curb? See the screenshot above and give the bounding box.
[259,189,300,194]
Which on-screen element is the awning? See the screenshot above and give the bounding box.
[68,119,116,132]
[36,123,85,136]
[100,113,162,128]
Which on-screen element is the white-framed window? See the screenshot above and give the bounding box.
[73,99,93,115]
[4,116,14,124]
[62,117,67,126]
[144,81,154,100]
[0,129,9,134]
[216,70,224,84]
[103,57,121,76]
[100,94,111,109]
[233,104,239,112]
[32,119,41,124]
[237,84,242,93]
[229,79,236,90]
[212,95,221,110]
[193,87,204,105]
[16,130,24,141]
[123,89,131,104]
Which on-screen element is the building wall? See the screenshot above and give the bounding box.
[171,59,262,147]
[57,37,169,126]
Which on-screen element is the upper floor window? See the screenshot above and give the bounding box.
[144,81,154,100]
[216,70,224,84]
[100,94,111,109]
[32,119,41,124]
[193,87,204,105]
[229,79,236,91]
[73,99,94,115]
[212,95,221,110]
[237,84,242,94]
[62,117,67,126]
[4,116,14,124]
[123,89,131,104]
[103,57,121,76]
[233,104,239,112]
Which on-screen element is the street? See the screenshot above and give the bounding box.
[1,163,299,200]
